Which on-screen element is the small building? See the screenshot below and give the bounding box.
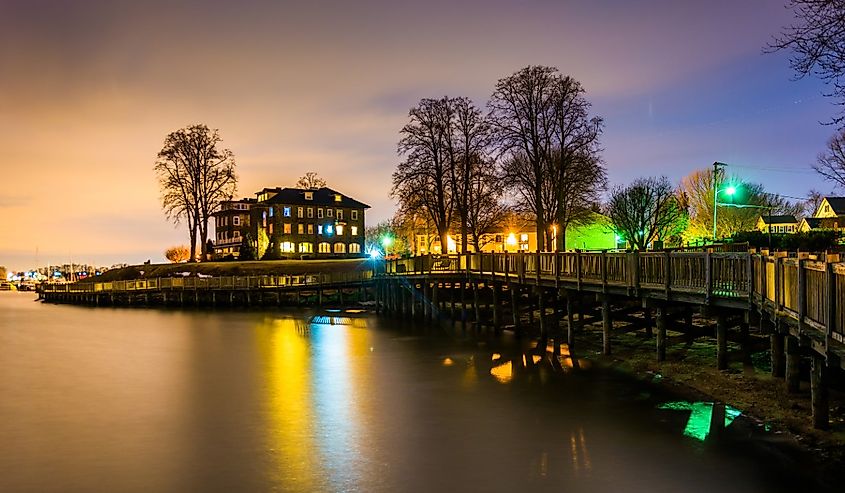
[756,215,798,234]
[212,198,256,257]
[798,216,842,233]
[813,197,845,218]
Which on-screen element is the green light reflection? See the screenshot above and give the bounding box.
[657,401,741,441]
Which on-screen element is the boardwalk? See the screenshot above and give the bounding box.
[378,251,845,429]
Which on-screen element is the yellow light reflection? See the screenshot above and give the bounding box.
[532,355,542,364]
[442,357,454,366]
[490,361,513,383]
[491,352,501,361]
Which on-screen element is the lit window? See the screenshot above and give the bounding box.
[351,210,358,220]
[337,210,343,220]
[297,207,303,218]
[269,223,273,234]
[520,233,529,242]
[305,191,313,200]
[351,226,358,236]
[334,194,341,202]
[298,242,313,253]
[307,207,314,218]
[318,242,331,253]
[327,209,333,218]
[280,241,295,253]
[233,216,240,226]
[298,224,304,234]
[336,225,344,235]
[307,224,314,234]
[334,242,346,253]
[326,224,334,235]
[283,207,291,217]
[318,208,324,218]
[284,223,291,234]
[348,243,361,254]
[318,224,323,235]
[269,208,274,217]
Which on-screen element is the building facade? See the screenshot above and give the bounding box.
[245,186,369,259]
[755,215,798,234]
[212,198,256,257]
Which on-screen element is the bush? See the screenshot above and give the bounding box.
[731,230,842,252]
[164,245,190,263]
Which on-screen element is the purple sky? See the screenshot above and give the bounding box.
[0,0,838,271]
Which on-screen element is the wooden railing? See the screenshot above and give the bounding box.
[38,270,374,294]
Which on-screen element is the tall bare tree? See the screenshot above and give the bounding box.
[393,98,455,251]
[768,0,845,123]
[296,172,327,189]
[490,66,604,251]
[448,97,492,253]
[465,163,509,252]
[815,128,845,187]
[155,124,237,261]
[606,176,686,250]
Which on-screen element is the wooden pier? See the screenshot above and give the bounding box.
[38,270,375,308]
[375,251,845,429]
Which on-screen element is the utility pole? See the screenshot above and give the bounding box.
[712,161,726,242]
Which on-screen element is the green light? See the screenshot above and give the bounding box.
[657,401,742,441]
[725,185,736,196]
[381,235,393,248]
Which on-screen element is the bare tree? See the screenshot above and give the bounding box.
[803,188,826,216]
[606,177,686,250]
[155,124,237,261]
[465,164,509,252]
[448,97,492,253]
[393,98,455,251]
[768,0,845,123]
[296,172,327,189]
[490,66,604,251]
[815,129,845,187]
[164,245,190,263]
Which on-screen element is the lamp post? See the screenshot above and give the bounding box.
[712,161,736,242]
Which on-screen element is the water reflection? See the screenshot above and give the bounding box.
[255,314,375,491]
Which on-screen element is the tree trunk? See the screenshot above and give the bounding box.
[440,229,450,254]
[461,218,468,253]
[535,217,545,252]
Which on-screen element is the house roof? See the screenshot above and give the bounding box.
[823,197,845,215]
[801,217,840,229]
[259,187,370,209]
[759,215,797,225]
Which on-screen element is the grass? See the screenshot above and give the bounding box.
[81,258,371,282]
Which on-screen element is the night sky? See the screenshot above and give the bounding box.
[0,0,837,270]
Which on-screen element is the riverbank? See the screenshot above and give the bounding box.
[568,318,845,481]
[82,258,370,282]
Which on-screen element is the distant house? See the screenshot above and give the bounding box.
[756,215,798,234]
[410,212,617,254]
[797,196,845,233]
[212,198,256,257]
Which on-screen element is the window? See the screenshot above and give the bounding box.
[233,216,240,226]
[317,208,324,218]
[284,223,292,234]
[269,223,273,234]
[269,207,274,217]
[351,226,358,236]
[307,224,314,234]
[520,233,529,242]
[348,243,361,254]
[318,224,323,235]
[298,224,304,234]
[824,204,830,213]
[334,242,346,253]
[307,207,314,218]
[336,225,344,235]
[299,242,313,253]
[318,242,331,253]
[334,194,341,202]
[281,241,295,253]
[305,191,313,200]
[337,210,343,220]
[298,207,303,218]
[495,234,503,243]
[327,209,333,218]
[351,210,358,220]
[283,207,291,217]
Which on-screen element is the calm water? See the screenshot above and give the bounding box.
[0,292,830,492]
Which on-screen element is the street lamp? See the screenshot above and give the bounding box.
[712,161,737,242]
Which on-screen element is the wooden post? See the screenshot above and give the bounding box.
[811,355,829,430]
[432,282,439,322]
[709,402,725,442]
[492,283,501,334]
[449,283,456,321]
[656,305,667,362]
[602,297,612,355]
[644,307,653,338]
[740,320,752,366]
[716,313,728,370]
[770,332,785,378]
[538,288,546,339]
[423,282,431,322]
[473,282,481,330]
[785,335,801,393]
[566,294,576,347]
[460,282,467,332]
[511,285,520,336]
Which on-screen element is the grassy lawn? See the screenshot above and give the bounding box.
[83,258,371,282]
